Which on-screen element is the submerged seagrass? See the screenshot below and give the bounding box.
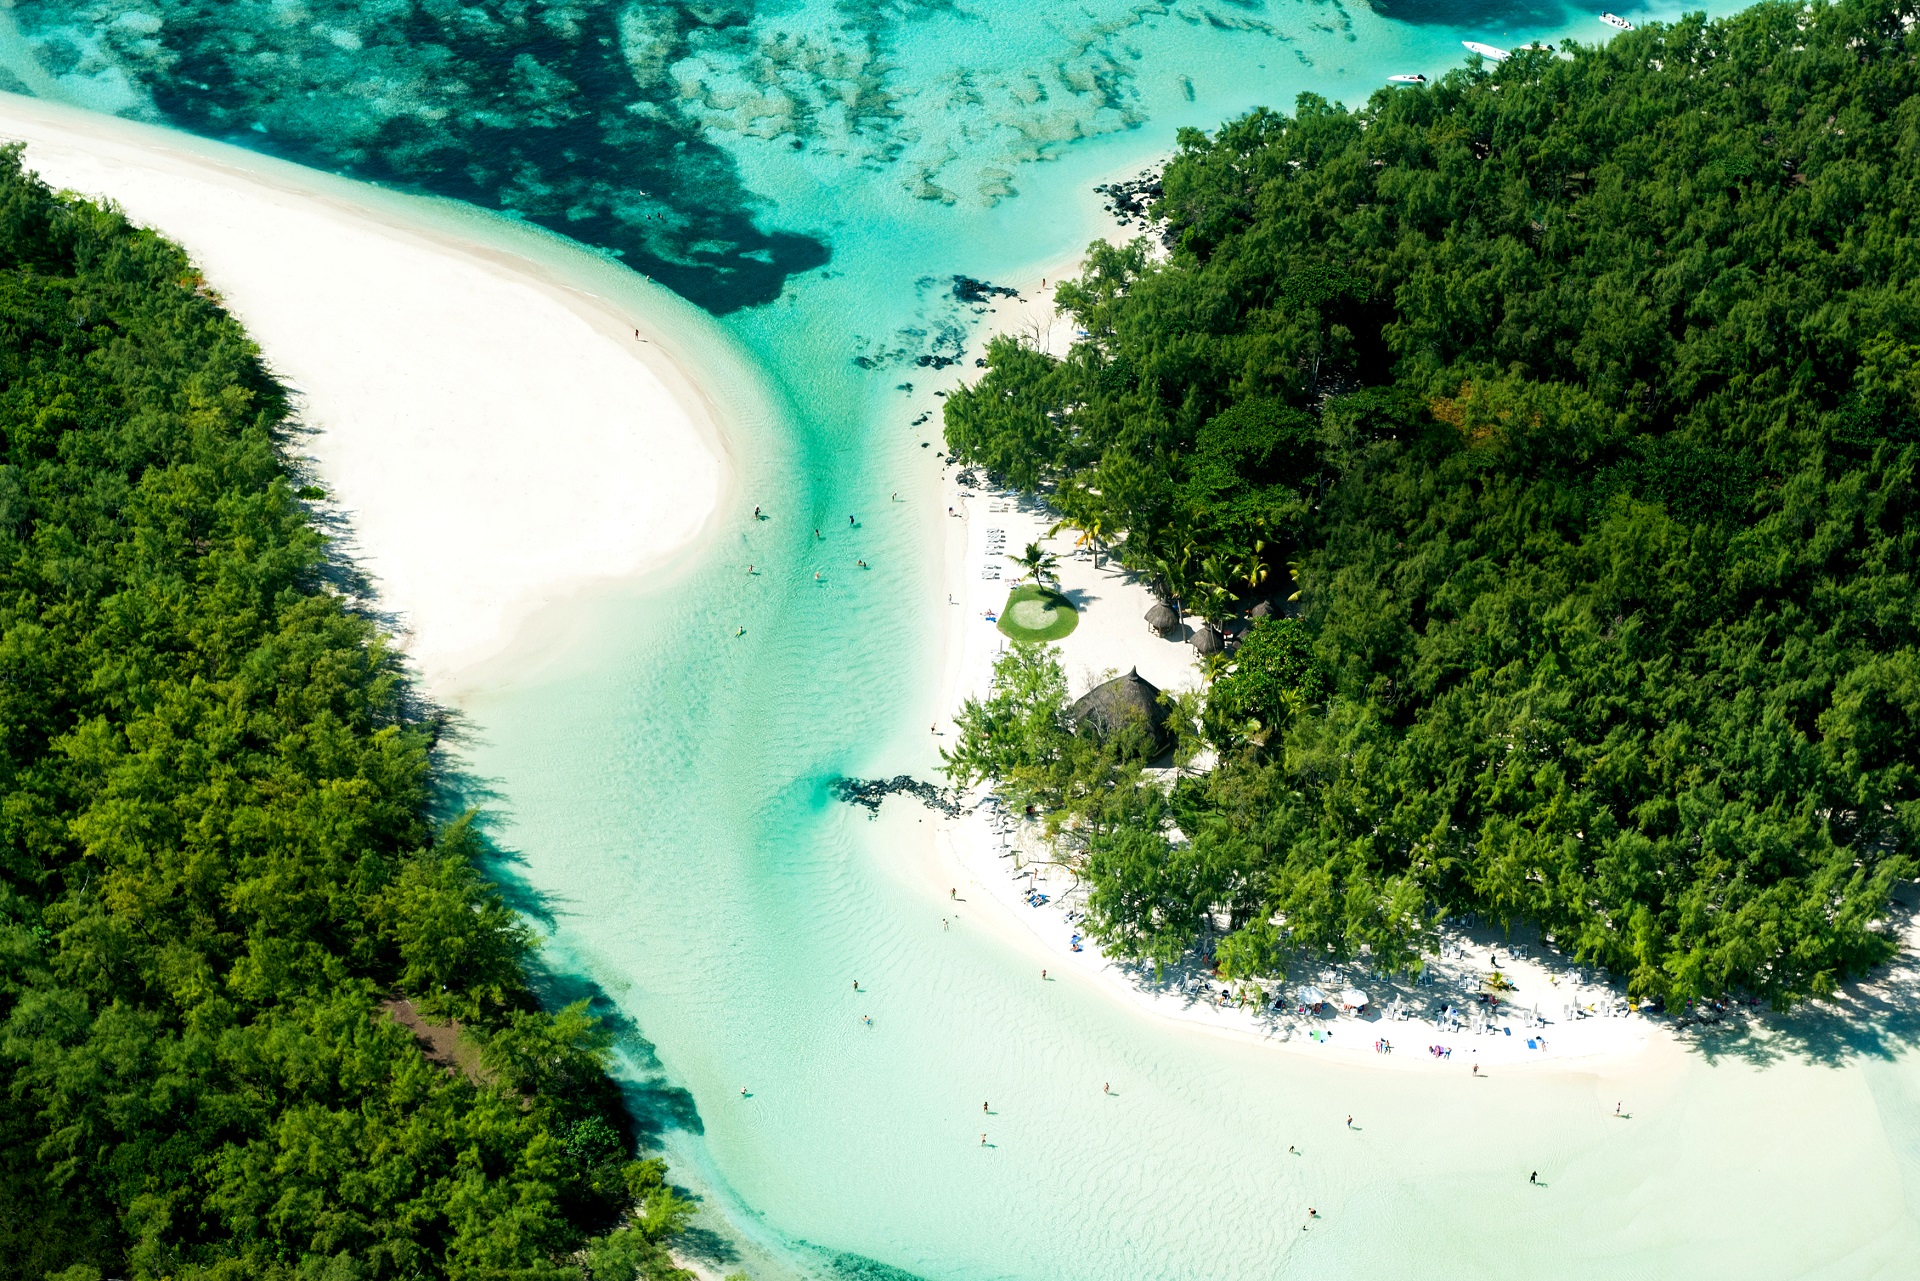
[0,150,690,1279]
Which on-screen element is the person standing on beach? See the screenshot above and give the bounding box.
[1345,1115,1352,1129]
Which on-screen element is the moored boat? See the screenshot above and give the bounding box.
[1600,12,1633,29]
[1462,41,1510,59]
[1387,73,1427,84]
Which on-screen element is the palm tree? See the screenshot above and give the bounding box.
[1057,513,1109,568]
[1008,541,1060,587]
[1148,548,1192,628]
[1236,538,1269,593]
[1193,553,1239,625]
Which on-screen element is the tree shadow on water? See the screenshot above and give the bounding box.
[1365,0,1575,30]
[426,738,707,1144]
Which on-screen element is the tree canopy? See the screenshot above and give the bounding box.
[0,149,690,1280]
[943,0,1920,1007]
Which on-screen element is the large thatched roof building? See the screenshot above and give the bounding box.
[1068,668,1170,755]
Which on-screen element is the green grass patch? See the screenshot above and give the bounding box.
[997,583,1079,642]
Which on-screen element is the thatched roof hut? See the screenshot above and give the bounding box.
[1248,600,1274,621]
[1191,623,1223,656]
[1069,668,1169,754]
[1145,602,1179,635]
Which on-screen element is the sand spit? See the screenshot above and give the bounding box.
[0,92,734,696]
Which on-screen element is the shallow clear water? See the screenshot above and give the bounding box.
[15,2,1920,1277]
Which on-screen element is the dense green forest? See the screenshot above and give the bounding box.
[0,153,692,1279]
[944,0,1920,1007]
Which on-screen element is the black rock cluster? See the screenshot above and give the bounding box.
[1095,170,1163,225]
[952,275,1020,304]
[830,775,963,818]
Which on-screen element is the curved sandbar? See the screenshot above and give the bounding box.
[0,92,739,696]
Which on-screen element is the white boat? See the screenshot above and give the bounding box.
[1462,41,1510,59]
[1387,73,1427,84]
[1600,12,1633,29]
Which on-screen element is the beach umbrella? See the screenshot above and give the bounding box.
[1341,988,1370,1010]
[1248,600,1274,620]
[1145,602,1179,635]
[1293,985,1327,1006]
[1191,623,1223,656]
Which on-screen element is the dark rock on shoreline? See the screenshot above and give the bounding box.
[952,275,1019,304]
[1095,169,1163,224]
[830,775,963,818]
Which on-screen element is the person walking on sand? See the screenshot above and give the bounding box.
[1529,1171,1537,1185]
[753,505,761,518]
[1346,1115,1352,1129]
[980,1133,987,1146]
[1042,969,1047,980]
[853,980,860,992]
[983,1101,989,1113]
[849,515,856,526]
[1615,1100,1622,1117]
[1103,1082,1110,1095]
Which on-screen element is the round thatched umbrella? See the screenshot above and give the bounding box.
[1145,602,1178,635]
[1068,668,1170,755]
[1191,623,1223,656]
[1248,600,1274,621]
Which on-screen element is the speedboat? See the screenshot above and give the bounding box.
[1387,73,1427,84]
[1600,12,1633,29]
[1462,41,1510,59]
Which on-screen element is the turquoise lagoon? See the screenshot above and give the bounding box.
[13,1,1920,1276]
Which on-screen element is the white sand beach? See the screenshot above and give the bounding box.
[0,92,735,697]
